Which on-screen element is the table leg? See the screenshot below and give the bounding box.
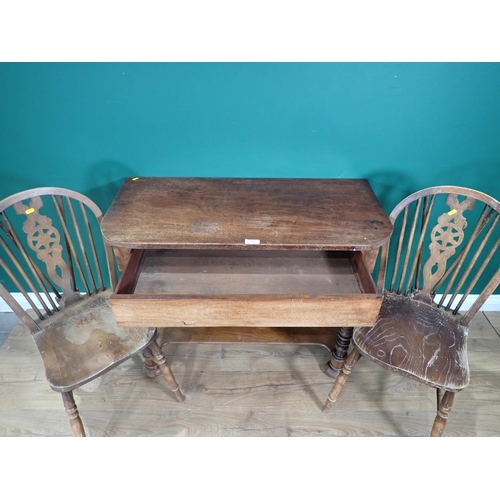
[325,326,353,379]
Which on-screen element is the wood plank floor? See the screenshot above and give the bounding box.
[0,312,499,437]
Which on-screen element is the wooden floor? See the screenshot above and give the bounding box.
[1,311,499,437]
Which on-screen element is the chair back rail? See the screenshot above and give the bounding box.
[376,186,500,327]
[0,187,117,328]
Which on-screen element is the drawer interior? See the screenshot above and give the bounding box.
[116,249,376,296]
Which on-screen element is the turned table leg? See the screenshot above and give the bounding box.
[325,326,353,379]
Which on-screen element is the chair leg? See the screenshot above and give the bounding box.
[61,391,86,437]
[144,340,185,403]
[436,388,445,412]
[431,390,455,437]
[142,330,165,378]
[323,348,362,412]
[143,358,162,378]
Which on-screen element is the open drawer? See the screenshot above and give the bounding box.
[110,249,382,328]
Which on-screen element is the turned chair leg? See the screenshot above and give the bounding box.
[431,390,455,437]
[436,388,445,411]
[144,340,185,403]
[61,391,86,437]
[323,348,362,412]
[142,330,166,378]
[143,358,162,378]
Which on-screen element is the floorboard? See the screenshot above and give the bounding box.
[0,312,499,437]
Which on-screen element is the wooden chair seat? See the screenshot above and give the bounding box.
[32,290,154,392]
[353,292,469,391]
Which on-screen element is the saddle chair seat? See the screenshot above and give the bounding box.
[32,289,155,392]
[353,291,469,392]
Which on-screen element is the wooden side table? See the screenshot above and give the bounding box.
[101,177,393,378]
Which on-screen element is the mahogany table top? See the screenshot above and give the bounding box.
[101,177,392,251]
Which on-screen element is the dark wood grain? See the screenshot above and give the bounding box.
[354,292,469,390]
[101,177,392,250]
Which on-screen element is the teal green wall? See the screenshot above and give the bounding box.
[1,62,500,214]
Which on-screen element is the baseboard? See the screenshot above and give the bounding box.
[433,294,500,312]
[1,292,500,313]
[1,293,59,313]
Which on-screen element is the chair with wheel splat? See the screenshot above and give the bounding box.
[323,186,500,436]
[0,187,184,436]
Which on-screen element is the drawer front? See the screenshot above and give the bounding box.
[110,294,382,328]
